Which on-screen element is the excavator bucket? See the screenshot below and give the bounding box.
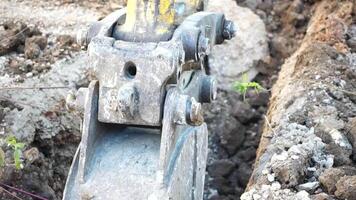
[63,81,208,199]
[63,1,235,199]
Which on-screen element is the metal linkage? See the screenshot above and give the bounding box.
[64,1,235,199]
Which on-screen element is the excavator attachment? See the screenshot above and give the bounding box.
[63,1,235,199]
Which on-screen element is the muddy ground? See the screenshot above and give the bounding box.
[0,0,354,200]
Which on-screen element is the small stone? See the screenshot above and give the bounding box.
[307,167,316,172]
[232,101,257,123]
[26,35,47,50]
[24,42,41,59]
[346,118,356,161]
[24,147,40,164]
[267,173,275,182]
[252,194,261,200]
[208,159,235,177]
[311,193,333,200]
[329,129,352,149]
[335,176,356,200]
[271,182,281,191]
[295,191,310,200]
[262,169,269,175]
[25,72,33,78]
[319,167,356,194]
[296,181,320,192]
[237,162,252,186]
[272,151,288,161]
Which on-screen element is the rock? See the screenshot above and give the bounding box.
[24,147,40,164]
[270,182,281,191]
[235,146,256,162]
[209,177,235,195]
[24,42,41,59]
[265,124,328,188]
[295,191,311,200]
[0,21,42,56]
[346,117,356,161]
[335,176,356,200]
[207,0,268,90]
[57,35,75,47]
[247,90,270,107]
[0,21,27,56]
[26,35,47,50]
[0,57,9,71]
[325,142,352,166]
[241,185,312,200]
[271,36,290,58]
[267,173,275,182]
[208,159,235,177]
[217,117,246,155]
[232,101,257,123]
[347,25,356,52]
[237,162,253,186]
[252,193,261,200]
[24,35,47,59]
[319,166,356,194]
[312,107,351,166]
[311,193,334,200]
[296,181,319,193]
[325,130,352,166]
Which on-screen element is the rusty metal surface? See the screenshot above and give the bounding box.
[63,82,208,200]
[87,10,229,127]
[89,37,182,126]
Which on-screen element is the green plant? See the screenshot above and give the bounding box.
[6,136,25,170]
[233,74,264,100]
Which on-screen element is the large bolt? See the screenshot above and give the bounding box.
[186,98,204,126]
[222,20,236,40]
[200,76,217,103]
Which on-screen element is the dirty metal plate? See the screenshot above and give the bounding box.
[65,126,161,200]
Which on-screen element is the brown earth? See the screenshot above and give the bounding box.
[242,0,356,199]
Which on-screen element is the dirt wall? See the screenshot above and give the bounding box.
[243,0,356,199]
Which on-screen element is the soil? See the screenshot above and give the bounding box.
[204,0,315,199]
[241,1,356,200]
[1,0,354,200]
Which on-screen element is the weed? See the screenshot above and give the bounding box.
[233,74,264,100]
[6,136,25,170]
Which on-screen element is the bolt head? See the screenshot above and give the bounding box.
[222,20,236,40]
[188,98,203,126]
[200,76,217,103]
[198,36,211,56]
[210,78,217,101]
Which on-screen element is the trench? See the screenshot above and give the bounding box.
[203,0,314,199]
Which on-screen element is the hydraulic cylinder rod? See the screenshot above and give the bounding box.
[114,0,205,42]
